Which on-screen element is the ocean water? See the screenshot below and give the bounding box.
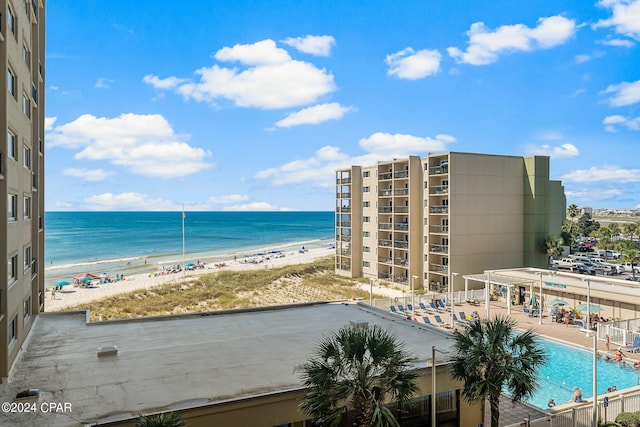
[45,211,334,285]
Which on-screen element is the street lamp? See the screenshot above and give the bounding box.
[432,346,450,427]
[582,277,591,332]
[411,275,418,320]
[451,272,459,328]
[369,278,375,306]
[536,272,543,325]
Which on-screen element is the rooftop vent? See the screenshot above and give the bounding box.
[97,345,118,357]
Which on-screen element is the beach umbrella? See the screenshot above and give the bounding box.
[75,273,99,280]
[80,277,94,282]
[185,263,195,267]
[544,298,568,307]
[55,281,70,287]
[576,303,603,313]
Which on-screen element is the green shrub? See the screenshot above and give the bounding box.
[615,411,640,427]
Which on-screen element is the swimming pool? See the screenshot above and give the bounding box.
[524,338,640,409]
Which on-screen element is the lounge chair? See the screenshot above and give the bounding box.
[429,302,443,312]
[433,315,448,327]
[419,302,431,313]
[623,336,640,353]
[398,305,406,313]
[389,306,403,316]
[407,304,414,312]
[575,320,584,328]
[452,314,468,325]
[459,311,470,321]
[523,307,530,315]
[466,297,479,305]
[422,317,436,327]
[438,300,447,310]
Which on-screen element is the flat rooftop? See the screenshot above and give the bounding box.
[0,302,451,426]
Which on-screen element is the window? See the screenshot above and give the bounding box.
[363,201,370,208]
[23,196,31,219]
[363,261,370,268]
[22,45,31,69]
[363,216,370,223]
[8,68,16,97]
[363,171,370,178]
[363,186,370,193]
[8,194,18,221]
[8,316,18,347]
[7,5,16,35]
[23,246,31,272]
[23,94,31,118]
[363,231,370,238]
[363,246,370,253]
[8,130,17,159]
[23,145,31,169]
[8,255,18,284]
[23,296,31,322]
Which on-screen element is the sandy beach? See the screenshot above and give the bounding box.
[46,246,336,312]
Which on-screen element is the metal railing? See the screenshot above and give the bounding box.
[378,256,392,263]
[430,244,448,253]
[336,177,351,184]
[430,185,449,195]
[394,241,409,249]
[395,223,408,231]
[429,165,448,175]
[379,206,393,213]
[429,206,449,214]
[394,206,409,214]
[379,172,392,180]
[430,263,448,272]
[336,206,351,213]
[336,192,351,198]
[378,223,393,230]
[379,189,393,196]
[430,225,449,233]
[379,239,392,247]
[394,171,409,179]
[394,188,409,196]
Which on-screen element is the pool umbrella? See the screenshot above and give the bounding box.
[545,299,568,307]
[528,295,538,307]
[576,303,603,313]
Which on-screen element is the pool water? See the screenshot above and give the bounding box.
[524,339,640,409]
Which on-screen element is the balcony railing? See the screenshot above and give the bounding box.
[378,189,393,196]
[394,171,408,179]
[336,192,351,199]
[430,225,449,233]
[337,262,351,271]
[394,258,408,267]
[394,240,408,249]
[337,235,351,242]
[336,177,351,184]
[394,276,408,283]
[338,221,351,227]
[378,256,392,264]
[395,223,408,231]
[379,239,392,247]
[378,223,393,230]
[430,185,449,195]
[378,272,392,280]
[379,172,392,180]
[429,165,449,175]
[394,188,409,196]
[339,249,351,256]
[430,263,448,273]
[379,206,393,213]
[336,206,351,213]
[394,206,408,214]
[430,244,448,253]
[429,206,449,214]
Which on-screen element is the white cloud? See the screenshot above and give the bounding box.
[565,187,623,201]
[63,168,115,182]
[84,192,178,211]
[47,113,213,178]
[575,54,591,64]
[561,165,640,182]
[593,0,640,41]
[281,35,336,56]
[145,39,336,109]
[538,131,565,140]
[597,37,636,47]
[447,15,576,65]
[603,114,640,131]
[603,79,640,106]
[94,77,113,89]
[45,117,57,132]
[255,132,456,188]
[207,194,250,204]
[275,103,354,128]
[385,48,442,79]
[526,143,580,159]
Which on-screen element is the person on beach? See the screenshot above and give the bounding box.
[51,287,56,300]
[547,399,555,408]
[570,386,584,403]
[615,348,624,363]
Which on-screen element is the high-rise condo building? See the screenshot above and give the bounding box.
[0,0,46,379]
[335,152,565,291]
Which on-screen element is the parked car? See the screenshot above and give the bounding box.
[557,258,596,275]
[622,262,640,274]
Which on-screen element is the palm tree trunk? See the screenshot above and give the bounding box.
[489,394,500,427]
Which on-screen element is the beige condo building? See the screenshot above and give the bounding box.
[336,152,566,292]
[0,0,46,379]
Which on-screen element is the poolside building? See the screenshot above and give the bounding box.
[335,152,566,293]
[0,0,46,379]
[0,303,484,426]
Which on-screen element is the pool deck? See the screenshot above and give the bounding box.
[449,300,640,426]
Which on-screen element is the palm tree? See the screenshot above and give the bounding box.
[299,325,418,427]
[544,235,563,263]
[567,204,579,236]
[449,316,546,427]
[135,412,185,427]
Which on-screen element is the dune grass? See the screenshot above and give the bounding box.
[64,256,372,321]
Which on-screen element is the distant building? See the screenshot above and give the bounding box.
[0,0,46,379]
[335,152,565,292]
[0,303,483,426]
[580,206,593,216]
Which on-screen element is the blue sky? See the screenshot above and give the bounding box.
[45,0,640,211]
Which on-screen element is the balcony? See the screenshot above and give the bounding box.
[337,192,351,199]
[337,262,351,271]
[394,206,408,214]
[338,235,351,242]
[429,206,449,214]
[394,171,408,179]
[429,165,449,175]
[430,244,448,253]
[378,189,393,197]
[394,258,408,267]
[394,276,408,283]
[430,263,448,273]
[430,225,449,233]
[378,206,393,213]
[378,272,392,280]
[336,206,351,213]
[338,221,351,227]
[378,223,393,230]
[378,256,392,264]
[394,223,408,231]
[336,177,351,184]
[379,172,392,180]
[394,188,409,196]
[393,240,408,249]
[379,239,392,247]
[339,249,351,256]
[430,185,449,195]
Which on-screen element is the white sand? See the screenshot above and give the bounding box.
[46,246,334,312]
